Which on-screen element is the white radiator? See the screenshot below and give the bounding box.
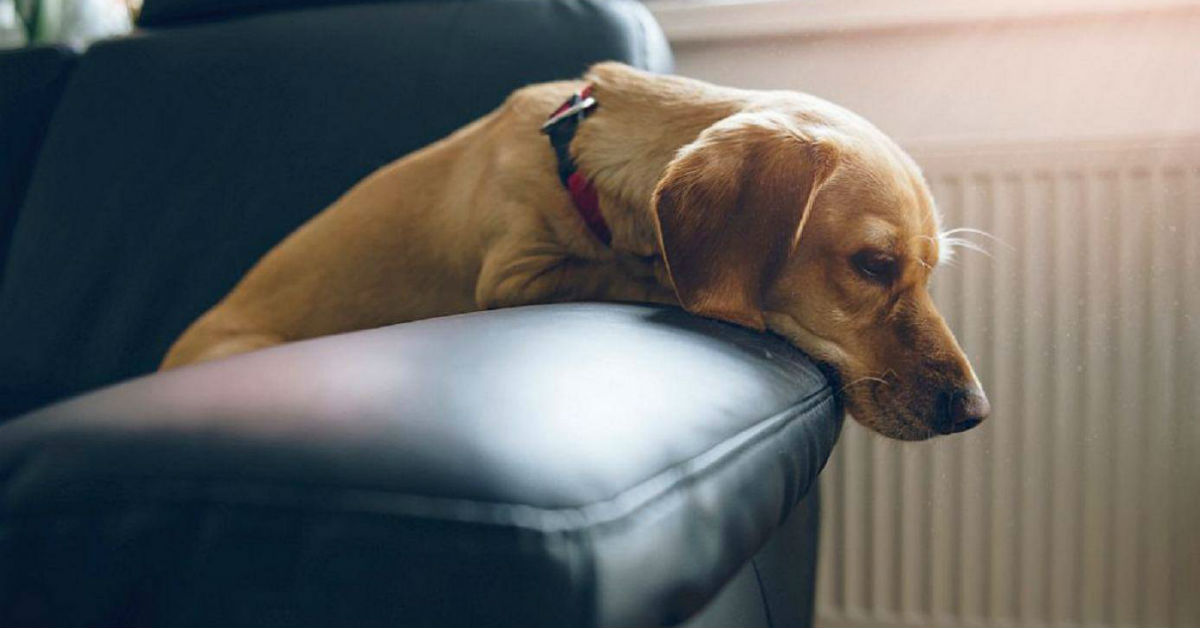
[815,138,1200,628]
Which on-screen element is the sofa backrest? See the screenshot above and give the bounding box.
[0,46,75,282]
[0,0,672,417]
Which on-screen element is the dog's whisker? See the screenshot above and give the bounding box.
[941,236,994,259]
[839,375,889,393]
[942,236,991,252]
[939,227,1015,251]
[917,231,1004,266]
[940,227,983,236]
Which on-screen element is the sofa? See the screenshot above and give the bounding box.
[0,0,843,625]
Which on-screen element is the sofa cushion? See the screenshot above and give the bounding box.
[0,303,841,626]
[0,0,672,417]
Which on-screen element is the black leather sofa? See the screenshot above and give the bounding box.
[0,0,843,625]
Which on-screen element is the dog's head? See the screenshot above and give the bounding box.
[652,105,988,440]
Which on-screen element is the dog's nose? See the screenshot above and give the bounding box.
[935,386,990,434]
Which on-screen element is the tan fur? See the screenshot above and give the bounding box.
[161,62,987,440]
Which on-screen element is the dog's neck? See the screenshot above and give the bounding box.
[571,65,749,257]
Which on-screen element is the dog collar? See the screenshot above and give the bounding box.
[542,85,610,245]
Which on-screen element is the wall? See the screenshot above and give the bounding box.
[653,0,1200,146]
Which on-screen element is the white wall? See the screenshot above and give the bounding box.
[653,0,1200,147]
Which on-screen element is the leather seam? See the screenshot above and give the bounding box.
[751,557,775,628]
[1,387,836,535]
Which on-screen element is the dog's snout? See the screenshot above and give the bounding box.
[935,386,990,434]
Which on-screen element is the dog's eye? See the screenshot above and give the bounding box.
[851,250,897,283]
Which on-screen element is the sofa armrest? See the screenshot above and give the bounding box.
[0,303,841,627]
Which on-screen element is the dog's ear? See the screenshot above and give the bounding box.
[651,112,839,330]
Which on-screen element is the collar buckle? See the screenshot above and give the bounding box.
[541,94,597,134]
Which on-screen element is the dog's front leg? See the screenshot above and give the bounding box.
[475,243,676,310]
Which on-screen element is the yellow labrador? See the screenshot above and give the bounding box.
[162,62,989,440]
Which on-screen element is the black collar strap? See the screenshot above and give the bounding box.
[541,85,610,245]
[542,85,597,184]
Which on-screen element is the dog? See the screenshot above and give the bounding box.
[161,62,990,441]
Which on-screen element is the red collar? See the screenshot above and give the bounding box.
[542,85,611,245]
